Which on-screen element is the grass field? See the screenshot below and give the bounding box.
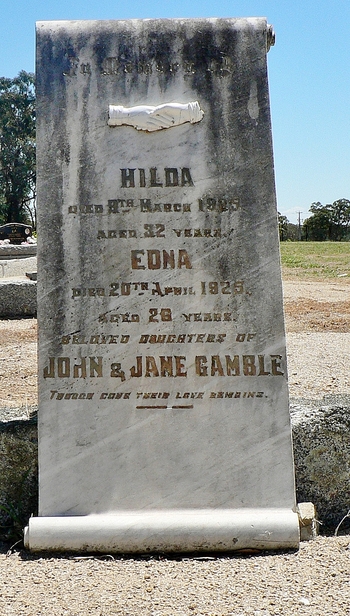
[280,241,350,279]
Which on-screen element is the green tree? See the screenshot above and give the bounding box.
[278,213,299,241]
[278,212,289,241]
[286,221,299,241]
[331,199,350,240]
[0,71,35,227]
[303,209,330,241]
[304,200,350,241]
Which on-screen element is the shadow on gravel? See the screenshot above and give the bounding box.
[1,542,300,562]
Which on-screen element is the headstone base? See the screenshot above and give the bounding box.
[24,509,299,553]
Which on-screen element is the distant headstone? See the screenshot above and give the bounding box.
[25,18,299,552]
[0,223,32,244]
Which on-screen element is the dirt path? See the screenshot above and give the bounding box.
[0,318,37,408]
[283,279,350,333]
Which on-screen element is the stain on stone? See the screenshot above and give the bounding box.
[217,253,232,280]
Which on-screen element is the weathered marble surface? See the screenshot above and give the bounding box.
[28,17,298,551]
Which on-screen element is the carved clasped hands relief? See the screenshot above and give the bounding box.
[108,101,204,132]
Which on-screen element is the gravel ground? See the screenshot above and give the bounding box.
[1,536,349,616]
[287,332,350,398]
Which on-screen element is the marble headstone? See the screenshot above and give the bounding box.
[25,18,299,552]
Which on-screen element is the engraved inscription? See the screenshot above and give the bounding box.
[131,249,192,270]
[195,355,284,377]
[64,55,234,78]
[139,334,226,344]
[50,391,95,400]
[121,167,194,188]
[61,334,130,345]
[58,150,273,415]
[71,279,248,299]
[43,355,284,379]
[48,389,266,402]
[97,230,137,239]
[67,195,240,214]
[173,228,222,238]
[130,356,187,378]
[182,312,234,322]
[43,357,103,379]
[198,197,240,212]
[210,391,265,398]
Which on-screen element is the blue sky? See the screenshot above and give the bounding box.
[1,0,349,224]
